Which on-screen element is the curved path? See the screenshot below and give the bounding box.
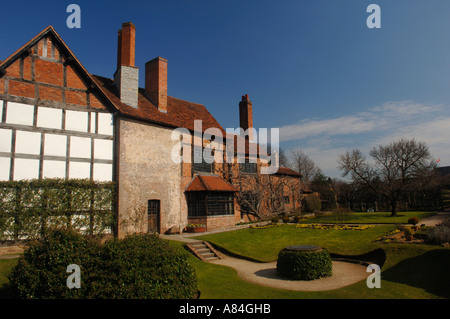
[209,255,370,291]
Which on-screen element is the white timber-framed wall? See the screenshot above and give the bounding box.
[0,33,115,183]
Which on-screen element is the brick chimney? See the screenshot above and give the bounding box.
[145,57,168,113]
[239,94,253,141]
[114,22,139,108]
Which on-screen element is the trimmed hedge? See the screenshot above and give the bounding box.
[8,228,198,299]
[276,247,332,280]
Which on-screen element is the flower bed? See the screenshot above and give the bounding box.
[250,223,280,230]
[295,224,377,230]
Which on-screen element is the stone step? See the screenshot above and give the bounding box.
[185,241,222,262]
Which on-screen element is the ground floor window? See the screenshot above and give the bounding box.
[188,192,234,217]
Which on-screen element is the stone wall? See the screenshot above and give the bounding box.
[117,118,182,237]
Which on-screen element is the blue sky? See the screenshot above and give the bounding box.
[2,0,450,178]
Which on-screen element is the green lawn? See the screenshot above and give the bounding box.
[186,222,450,299]
[168,238,450,299]
[1,215,449,299]
[302,211,436,225]
[195,224,394,262]
[0,258,18,298]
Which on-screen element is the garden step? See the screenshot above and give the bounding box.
[185,241,223,262]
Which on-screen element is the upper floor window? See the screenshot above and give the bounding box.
[192,146,213,173]
[239,158,257,174]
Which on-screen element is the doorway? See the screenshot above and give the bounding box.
[147,200,160,233]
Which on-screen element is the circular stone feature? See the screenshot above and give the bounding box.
[276,245,333,281]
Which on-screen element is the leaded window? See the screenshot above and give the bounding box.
[188,192,234,217]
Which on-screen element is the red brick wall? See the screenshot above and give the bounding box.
[188,215,236,232]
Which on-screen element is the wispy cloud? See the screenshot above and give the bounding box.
[281,100,450,178]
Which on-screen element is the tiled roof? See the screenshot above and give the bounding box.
[185,175,237,192]
[275,167,302,177]
[92,75,225,134]
[1,25,266,157]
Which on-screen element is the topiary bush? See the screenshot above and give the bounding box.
[8,228,198,299]
[276,246,332,281]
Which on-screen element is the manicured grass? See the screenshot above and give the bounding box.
[303,211,436,225]
[168,239,450,299]
[195,224,394,262]
[2,220,448,299]
[0,258,18,298]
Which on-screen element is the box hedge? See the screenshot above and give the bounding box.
[276,246,332,280]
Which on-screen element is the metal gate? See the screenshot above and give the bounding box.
[148,200,160,233]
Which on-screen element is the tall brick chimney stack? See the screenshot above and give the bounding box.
[145,57,168,113]
[114,22,139,108]
[239,94,254,141]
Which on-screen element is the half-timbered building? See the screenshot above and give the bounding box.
[0,22,303,237]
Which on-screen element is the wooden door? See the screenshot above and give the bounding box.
[148,200,160,233]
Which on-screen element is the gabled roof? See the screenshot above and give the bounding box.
[185,175,237,192]
[0,25,225,135]
[0,26,118,114]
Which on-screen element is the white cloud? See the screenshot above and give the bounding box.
[281,100,450,178]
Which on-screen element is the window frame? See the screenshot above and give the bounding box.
[188,191,234,217]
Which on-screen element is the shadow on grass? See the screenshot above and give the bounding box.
[0,283,11,299]
[381,249,450,298]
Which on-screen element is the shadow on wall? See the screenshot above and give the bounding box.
[381,249,450,299]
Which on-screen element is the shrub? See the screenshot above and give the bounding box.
[8,227,100,299]
[282,215,290,223]
[302,195,322,213]
[92,233,197,299]
[276,246,332,280]
[8,229,198,299]
[408,217,419,226]
[271,216,280,223]
[293,215,300,223]
[426,219,450,245]
[403,227,414,240]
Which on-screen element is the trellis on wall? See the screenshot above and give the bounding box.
[0,178,115,241]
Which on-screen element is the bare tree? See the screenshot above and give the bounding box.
[289,149,319,186]
[218,162,297,221]
[338,138,436,217]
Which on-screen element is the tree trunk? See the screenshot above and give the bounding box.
[390,199,397,217]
